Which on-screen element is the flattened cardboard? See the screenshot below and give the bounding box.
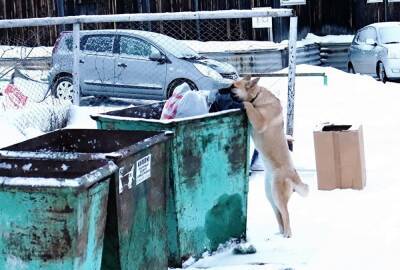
[313,124,366,190]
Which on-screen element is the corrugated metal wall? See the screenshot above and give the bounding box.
[200,43,321,74]
[320,42,351,71]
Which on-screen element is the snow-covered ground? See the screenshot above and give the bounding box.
[181,65,400,270]
[1,64,400,269]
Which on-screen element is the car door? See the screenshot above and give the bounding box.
[350,30,367,73]
[113,35,167,99]
[362,27,380,75]
[80,34,116,96]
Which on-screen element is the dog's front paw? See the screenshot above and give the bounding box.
[243,101,253,111]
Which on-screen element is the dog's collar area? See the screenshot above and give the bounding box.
[250,91,261,104]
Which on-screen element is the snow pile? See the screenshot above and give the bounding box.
[0,98,70,147]
[0,69,71,147]
[303,33,354,44]
[0,119,26,148]
[12,76,49,102]
[7,99,70,131]
[67,104,126,129]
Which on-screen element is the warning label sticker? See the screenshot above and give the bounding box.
[136,155,151,185]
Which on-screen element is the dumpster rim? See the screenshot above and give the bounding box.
[0,160,118,188]
[0,151,104,160]
[92,108,243,124]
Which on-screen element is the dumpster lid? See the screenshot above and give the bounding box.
[0,159,118,188]
[0,130,173,161]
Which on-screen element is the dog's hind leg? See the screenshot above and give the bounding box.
[272,177,292,238]
[265,173,284,234]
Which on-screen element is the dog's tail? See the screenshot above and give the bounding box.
[291,170,309,197]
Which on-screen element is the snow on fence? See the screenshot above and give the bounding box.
[0,9,299,137]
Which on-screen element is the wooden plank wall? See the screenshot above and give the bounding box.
[0,0,59,45]
[295,0,400,37]
[1,0,400,45]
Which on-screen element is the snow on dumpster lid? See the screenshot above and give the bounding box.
[0,159,117,188]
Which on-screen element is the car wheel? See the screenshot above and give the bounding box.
[166,79,198,98]
[378,62,387,83]
[348,63,356,74]
[52,76,76,102]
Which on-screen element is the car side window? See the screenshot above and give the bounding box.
[353,32,360,44]
[119,36,159,59]
[83,35,114,53]
[364,27,377,42]
[357,30,367,44]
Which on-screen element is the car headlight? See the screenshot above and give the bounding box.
[388,49,400,59]
[194,63,223,80]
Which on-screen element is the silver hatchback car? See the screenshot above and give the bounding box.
[348,22,400,82]
[49,30,238,101]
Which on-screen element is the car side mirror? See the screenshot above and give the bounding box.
[149,51,165,62]
[366,38,377,46]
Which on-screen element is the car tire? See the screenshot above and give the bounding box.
[378,62,387,83]
[166,79,198,98]
[348,63,356,74]
[52,75,77,102]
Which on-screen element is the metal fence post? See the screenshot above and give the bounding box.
[286,16,297,149]
[73,22,80,106]
[56,0,65,31]
[194,0,201,40]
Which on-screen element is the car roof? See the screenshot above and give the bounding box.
[365,22,400,29]
[77,29,169,40]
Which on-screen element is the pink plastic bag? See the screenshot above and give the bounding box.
[160,83,191,119]
[2,84,28,110]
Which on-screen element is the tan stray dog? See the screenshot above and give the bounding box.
[233,76,309,238]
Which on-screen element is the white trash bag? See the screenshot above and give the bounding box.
[161,83,208,120]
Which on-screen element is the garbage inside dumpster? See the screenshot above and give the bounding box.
[161,83,208,119]
[161,82,244,120]
[209,85,244,112]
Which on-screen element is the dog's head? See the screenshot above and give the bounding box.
[232,75,261,102]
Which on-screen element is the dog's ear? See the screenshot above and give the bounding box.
[246,77,260,88]
[243,75,251,81]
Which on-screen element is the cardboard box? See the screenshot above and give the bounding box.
[313,124,366,190]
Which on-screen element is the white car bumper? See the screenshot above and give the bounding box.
[383,58,400,79]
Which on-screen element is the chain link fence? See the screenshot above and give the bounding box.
[0,10,296,137]
[0,25,69,137]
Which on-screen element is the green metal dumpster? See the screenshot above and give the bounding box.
[0,158,117,270]
[91,102,250,267]
[1,129,172,270]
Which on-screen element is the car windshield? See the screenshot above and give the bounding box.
[379,26,400,44]
[149,34,201,59]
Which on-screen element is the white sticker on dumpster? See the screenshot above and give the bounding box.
[136,155,151,185]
